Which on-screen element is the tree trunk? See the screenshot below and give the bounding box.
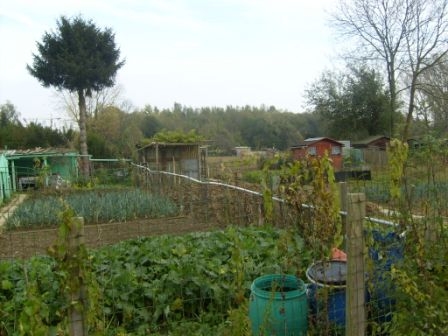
[402,76,418,142]
[387,59,397,138]
[77,89,90,177]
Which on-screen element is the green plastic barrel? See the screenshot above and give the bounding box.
[249,274,308,336]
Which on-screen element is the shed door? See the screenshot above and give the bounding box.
[182,159,199,179]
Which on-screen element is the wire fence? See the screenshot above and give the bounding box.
[0,159,447,335]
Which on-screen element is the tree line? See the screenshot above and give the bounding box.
[0,100,322,158]
[0,102,75,150]
[2,55,447,159]
[2,65,443,160]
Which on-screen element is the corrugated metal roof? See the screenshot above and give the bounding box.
[305,137,325,142]
[0,148,78,157]
[291,137,344,148]
[137,142,203,151]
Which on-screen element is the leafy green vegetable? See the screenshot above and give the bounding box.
[0,226,309,334]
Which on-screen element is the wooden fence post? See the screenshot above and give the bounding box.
[346,193,366,336]
[339,182,348,248]
[69,217,87,336]
[339,182,348,214]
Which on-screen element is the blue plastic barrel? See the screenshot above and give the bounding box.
[306,260,347,327]
[249,274,308,336]
[368,230,404,322]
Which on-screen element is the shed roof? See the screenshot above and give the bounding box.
[352,135,390,147]
[137,142,204,151]
[1,148,79,159]
[291,137,345,149]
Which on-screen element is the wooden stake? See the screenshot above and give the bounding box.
[69,217,87,336]
[346,193,366,336]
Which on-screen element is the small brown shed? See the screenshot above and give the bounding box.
[352,135,390,168]
[137,142,208,180]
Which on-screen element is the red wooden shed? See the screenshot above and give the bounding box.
[290,137,345,170]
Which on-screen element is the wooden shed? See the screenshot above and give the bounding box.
[2,148,80,190]
[137,142,208,180]
[234,146,251,157]
[290,137,345,170]
[352,135,390,168]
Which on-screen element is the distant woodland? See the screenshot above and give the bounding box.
[0,95,442,161]
[1,102,323,159]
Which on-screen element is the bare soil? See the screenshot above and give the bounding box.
[0,216,225,259]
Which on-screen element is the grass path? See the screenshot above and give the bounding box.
[0,194,28,231]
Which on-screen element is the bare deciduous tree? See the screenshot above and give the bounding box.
[332,0,448,140]
[56,84,126,123]
[415,56,448,133]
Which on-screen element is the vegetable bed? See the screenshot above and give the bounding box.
[0,226,309,335]
[5,188,179,230]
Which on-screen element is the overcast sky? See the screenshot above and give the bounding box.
[0,0,341,126]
